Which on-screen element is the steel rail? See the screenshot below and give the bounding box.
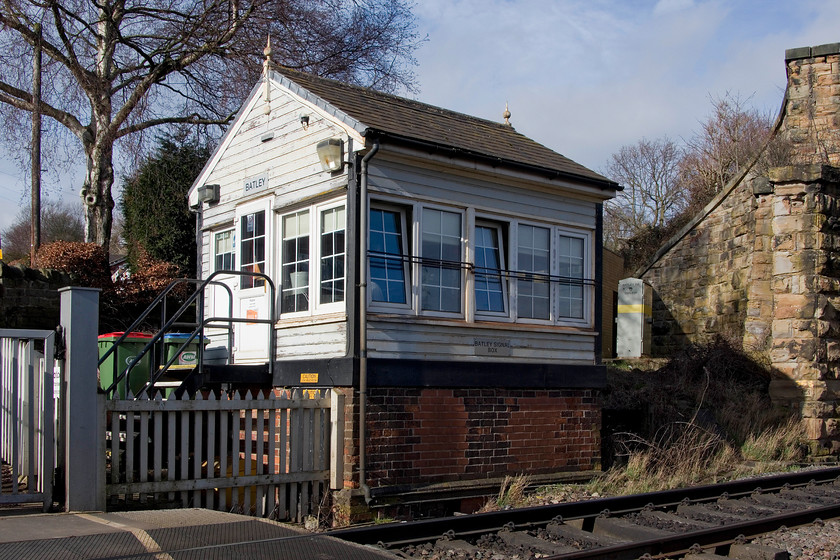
[543,501,840,560]
[329,466,840,547]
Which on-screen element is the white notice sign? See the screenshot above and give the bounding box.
[474,338,511,356]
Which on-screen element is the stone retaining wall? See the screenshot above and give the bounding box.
[638,43,840,453]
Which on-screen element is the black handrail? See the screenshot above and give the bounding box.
[101,270,274,398]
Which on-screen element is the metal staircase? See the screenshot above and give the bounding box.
[98,270,276,399]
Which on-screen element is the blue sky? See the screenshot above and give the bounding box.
[0,0,838,233]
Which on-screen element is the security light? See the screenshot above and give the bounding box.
[197,184,220,204]
[316,138,343,172]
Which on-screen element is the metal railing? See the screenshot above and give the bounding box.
[0,329,57,511]
[99,270,275,398]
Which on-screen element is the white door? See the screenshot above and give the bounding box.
[233,199,273,363]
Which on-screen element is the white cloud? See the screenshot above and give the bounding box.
[411,0,834,173]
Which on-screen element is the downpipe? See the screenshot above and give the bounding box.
[359,139,379,504]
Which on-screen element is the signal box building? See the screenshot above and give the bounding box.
[188,52,618,504]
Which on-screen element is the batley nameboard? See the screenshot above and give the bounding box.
[243,173,268,195]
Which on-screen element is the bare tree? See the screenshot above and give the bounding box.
[0,0,421,256]
[680,93,775,211]
[2,199,84,262]
[603,137,685,249]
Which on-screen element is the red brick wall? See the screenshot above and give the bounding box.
[338,387,601,489]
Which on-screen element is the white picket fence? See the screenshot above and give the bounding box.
[104,388,344,521]
[0,329,57,511]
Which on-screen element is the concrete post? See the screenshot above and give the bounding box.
[59,287,105,512]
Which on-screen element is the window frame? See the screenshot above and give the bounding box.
[368,203,413,312]
[473,219,509,319]
[213,229,236,272]
[316,201,347,313]
[238,207,267,291]
[513,221,553,324]
[279,208,311,316]
[554,226,592,325]
[363,198,593,327]
[418,205,465,317]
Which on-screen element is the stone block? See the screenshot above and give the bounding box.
[774,293,815,318]
[771,319,793,339]
[804,418,826,440]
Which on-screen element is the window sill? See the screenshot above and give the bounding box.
[368,313,596,335]
[275,311,347,329]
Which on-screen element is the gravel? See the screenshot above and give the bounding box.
[753,519,840,559]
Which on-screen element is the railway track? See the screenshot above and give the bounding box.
[330,466,840,559]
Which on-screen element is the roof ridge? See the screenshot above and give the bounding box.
[270,64,519,132]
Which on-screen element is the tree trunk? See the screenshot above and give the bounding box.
[82,137,115,259]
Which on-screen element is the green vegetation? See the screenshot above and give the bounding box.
[484,338,809,508]
[121,136,211,276]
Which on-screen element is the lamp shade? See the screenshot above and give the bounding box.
[316,138,344,172]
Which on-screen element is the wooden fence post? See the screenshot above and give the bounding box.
[330,390,345,490]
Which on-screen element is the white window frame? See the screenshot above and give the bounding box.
[473,219,509,320]
[362,198,593,327]
[368,202,412,312]
[236,198,272,295]
[213,229,235,272]
[417,205,465,318]
[513,220,553,325]
[315,200,347,313]
[279,208,311,316]
[555,226,592,326]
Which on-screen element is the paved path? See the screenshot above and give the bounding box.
[0,508,393,559]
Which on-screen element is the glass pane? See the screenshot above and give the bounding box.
[421,209,462,312]
[369,208,407,304]
[517,224,550,319]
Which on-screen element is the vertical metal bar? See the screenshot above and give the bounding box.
[41,332,55,511]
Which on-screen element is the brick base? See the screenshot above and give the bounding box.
[336,386,602,492]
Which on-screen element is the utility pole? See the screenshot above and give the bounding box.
[31,23,42,267]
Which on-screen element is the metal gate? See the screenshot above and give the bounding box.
[0,329,58,511]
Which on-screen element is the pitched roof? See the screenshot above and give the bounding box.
[271,66,617,190]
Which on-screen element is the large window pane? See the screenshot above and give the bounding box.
[558,234,585,319]
[240,211,265,289]
[475,225,505,313]
[517,224,550,319]
[421,208,461,312]
[281,210,310,313]
[320,206,345,304]
[369,208,407,304]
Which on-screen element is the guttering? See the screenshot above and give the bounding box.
[366,131,621,192]
[358,139,380,504]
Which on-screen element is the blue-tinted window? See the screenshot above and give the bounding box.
[369,208,407,304]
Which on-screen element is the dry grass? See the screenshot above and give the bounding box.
[593,338,808,496]
[480,475,531,512]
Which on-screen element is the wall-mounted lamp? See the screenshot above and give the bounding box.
[316,138,344,173]
[299,113,310,129]
[197,184,220,204]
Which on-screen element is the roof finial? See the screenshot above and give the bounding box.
[263,35,272,115]
[503,102,511,126]
[263,35,273,75]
